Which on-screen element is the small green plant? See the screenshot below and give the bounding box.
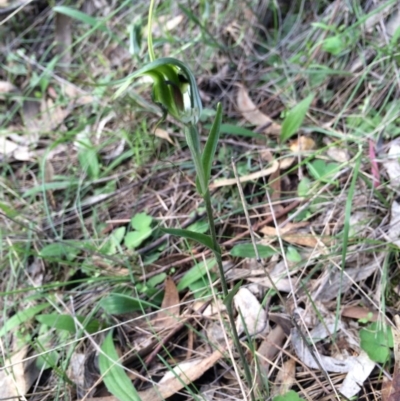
[360,322,393,363]
[272,390,306,401]
[112,0,255,397]
[124,212,153,249]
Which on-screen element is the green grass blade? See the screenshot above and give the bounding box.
[99,331,141,401]
[334,150,362,339]
[202,103,222,184]
[280,94,314,142]
[53,6,109,34]
[161,227,216,251]
[177,258,216,291]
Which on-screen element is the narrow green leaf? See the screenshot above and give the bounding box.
[223,280,243,308]
[230,244,276,258]
[280,94,314,142]
[177,258,217,291]
[36,314,100,334]
[0,303,49,337]
[208,123,265,139]
[161,227,215,251]
[202,103,222,184]
[53,6,109,33]
[99,331,141,401]
[100,294,158,314]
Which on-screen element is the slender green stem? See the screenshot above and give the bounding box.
[204,190,255,401]
[148,0,156,62]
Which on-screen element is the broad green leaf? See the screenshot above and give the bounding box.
[322,36,345,55]
[177,258,217,291]
[99,331,141,401]
[78,144,99,180]
[124,230,152,249]
[100,294,157,314]
[286,246,302,263]
[131,212,152,231]
[280,94,314,142]
[202,102,222,185]
[297,177,312,197]
[307,160,339,183]
[360,322,393,363]
[0,303,49,337]
[187,220,209,234]
[35,314,100,334]
[100,227,126,256]
[230,244,276,258]
[161,227,216,252]
[39,242,80,261]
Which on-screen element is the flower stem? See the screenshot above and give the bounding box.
[203,190,255,401]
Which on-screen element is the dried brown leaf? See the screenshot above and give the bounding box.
[261,224,330,247]
[83,346,227,401]
[257,325,285,381]
[0,80,17,95]
[236,85,281,135]
[341,306,378,322]
[155,276,180,329]
[272,359,296,397]
[0,346,40,399]
[234,287,267,336]
[210,160,279,188]
[289,136,316,152]
[154,128,175,145]
[55,12,72,68]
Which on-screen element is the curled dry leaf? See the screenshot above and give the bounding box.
[155,128,175,145]
[234,287,267,336]
[0,346,40,399]
[339,351,376,398]
[138,345,228,401]
[210,159,279,188]
[289,136,316,152]
[312,255,382,302]
[257,324,286,383]
[261,223,331,248]
[341,306,378,322]
[271,359,296,397]
[292,327,374,374]
[236,85,281,136]
[0,80,17,96]
[155,276,180,329]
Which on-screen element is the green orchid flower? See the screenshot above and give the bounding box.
[114,57,203,125]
